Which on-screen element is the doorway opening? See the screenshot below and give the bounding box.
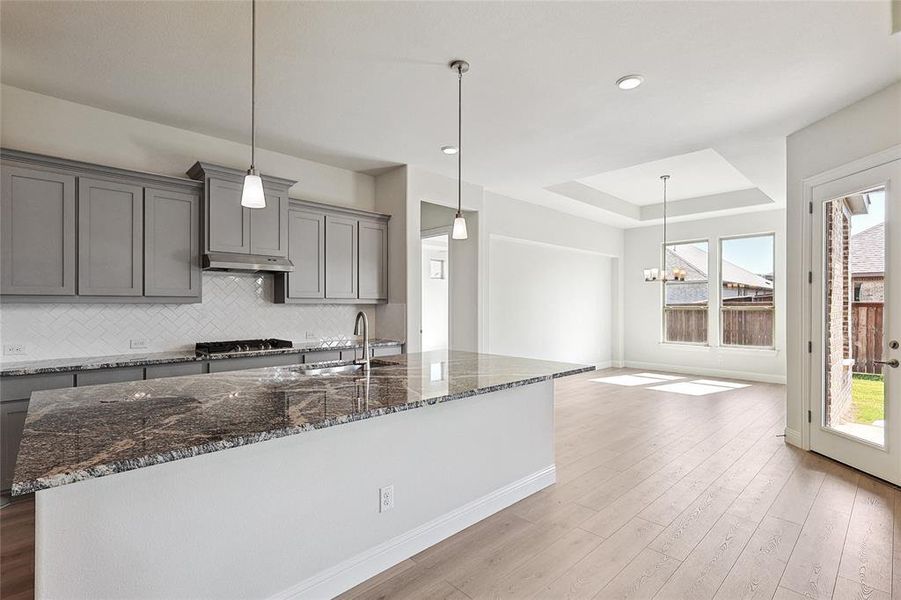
[421,233,449,352]
[822,187,886,446]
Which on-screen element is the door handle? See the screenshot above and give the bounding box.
[875,359,900,368]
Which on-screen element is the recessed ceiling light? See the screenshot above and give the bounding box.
[616,74,644,90]
[441,145,458,155]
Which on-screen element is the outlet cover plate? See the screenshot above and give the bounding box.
[379,485,394,513]
[3,343,26,356]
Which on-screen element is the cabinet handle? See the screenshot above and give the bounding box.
[875,359,899,368]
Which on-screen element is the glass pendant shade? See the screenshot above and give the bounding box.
[452,214,468,240]
[241,171,266,209]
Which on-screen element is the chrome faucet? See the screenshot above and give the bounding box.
[354,311,370,372]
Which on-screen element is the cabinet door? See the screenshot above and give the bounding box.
[286,209,325,299]
[76,367,145,386]
[207,177,250,254]
[359,219,388,300]
[250,190,288,257]
[325,215,358,299]
[0,165,76,295]
[145,187,201,297]
[1,399,29,492]
[78,178,143,296]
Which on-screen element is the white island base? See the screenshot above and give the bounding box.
[34,380,555,599]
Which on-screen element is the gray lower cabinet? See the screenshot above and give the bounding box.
[208,354,301,373]
[145,362,207,379]
[325,215,358,299]
[206,177,250,254]
[75,367,145,386]
[282,209,325,299]
[372,345,402,358]
[144,187,201,298]
[1,399,29,491]
[77,178,144,296]
[0,165,76,295]
[359,219,388,301]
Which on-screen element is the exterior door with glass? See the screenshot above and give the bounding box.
[809,158,900,484]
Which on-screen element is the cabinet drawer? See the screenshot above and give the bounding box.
[304,351,342,364]
[145,362,207,379]
[208,354,300,373]
[1,373,75,402]
[76,367,145,387]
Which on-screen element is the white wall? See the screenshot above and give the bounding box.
[623,209,787,383]
[0,85,375,210]
[489,237,613,366]
[785,82,901,444]
[482,192,624,366]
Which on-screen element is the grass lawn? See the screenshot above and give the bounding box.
[851,373,884,425]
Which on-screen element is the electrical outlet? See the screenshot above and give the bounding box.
[3,343,26,356]
[305,331,317,340]
[379,485,394,513]
[130,339,148,350]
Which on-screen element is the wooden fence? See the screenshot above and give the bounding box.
[852,302,884,374]
[664,305,774,347]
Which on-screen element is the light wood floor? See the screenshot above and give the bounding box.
[338,369,899,600]
[1,368,897,600]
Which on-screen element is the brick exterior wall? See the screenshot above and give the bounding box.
[824,199,853,427]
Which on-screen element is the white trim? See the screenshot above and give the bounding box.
[784,427,804,449]
[623,360,786,384]
[269,465,557,600]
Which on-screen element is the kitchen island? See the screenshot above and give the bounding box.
[13,351,591,600]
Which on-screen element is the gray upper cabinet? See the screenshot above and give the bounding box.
[274,199,389,305]
[187,162,295,259]
[0,165,76,295]
[325,215,358,299]
[78,178,144,296]
[144,187,201,297]
[1,149,203,302]
[284,208,325,299]
[207,178,250,254]
[250,190,288,257]
[359,219,388,301]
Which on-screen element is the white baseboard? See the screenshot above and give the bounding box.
[594,360,614,370]
[784,427,804,449]
[270,465,557,600]
[623,361,787,384]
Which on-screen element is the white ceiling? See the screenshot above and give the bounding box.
[1,1,899,227]
[577,149,754,206]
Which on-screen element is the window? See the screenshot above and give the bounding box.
[720,234,775,347]
[663,241,709,344]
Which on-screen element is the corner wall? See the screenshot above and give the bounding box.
[623,209,787,383]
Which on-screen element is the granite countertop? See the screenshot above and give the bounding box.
[0,338,404,377]
[12,351,592,495]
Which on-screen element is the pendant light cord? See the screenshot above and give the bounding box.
[457,64,462,216]
[250,0,256,170]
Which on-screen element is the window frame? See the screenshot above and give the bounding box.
[718,232,776,349]
[660,238,711,346]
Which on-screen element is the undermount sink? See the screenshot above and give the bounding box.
[294,363,364,376]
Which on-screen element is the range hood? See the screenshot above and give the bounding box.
[202,252,294,273]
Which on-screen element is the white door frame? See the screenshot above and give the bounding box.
[801,145,901,481]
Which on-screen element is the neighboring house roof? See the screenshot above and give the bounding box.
[850,222,884,275]
[667,245,773,290]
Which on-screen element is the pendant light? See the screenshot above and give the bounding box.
[450,59,469,240]
[241,0,265,209]
[642,175,686,282]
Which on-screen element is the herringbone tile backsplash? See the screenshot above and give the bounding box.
[0,273,378,361]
